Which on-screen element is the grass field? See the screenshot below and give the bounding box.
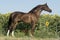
[0,36,60,40]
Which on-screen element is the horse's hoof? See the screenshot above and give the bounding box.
[7,34,9,37]
[7,35,9,37]
[29,34,34,37]
[12,35,15,37]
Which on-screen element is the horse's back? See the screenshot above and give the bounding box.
[11,11,25,16]
[10,11,25,18]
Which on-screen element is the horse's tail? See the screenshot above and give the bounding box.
[7,14,12,30]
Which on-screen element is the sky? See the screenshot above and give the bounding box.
[0,0,60,15]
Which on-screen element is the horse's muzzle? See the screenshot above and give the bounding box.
[49,10,52,13]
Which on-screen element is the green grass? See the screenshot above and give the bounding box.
[0,36,60,40]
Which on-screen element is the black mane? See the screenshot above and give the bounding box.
[29,5,41,13]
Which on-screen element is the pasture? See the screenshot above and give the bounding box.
[0,36,60,40]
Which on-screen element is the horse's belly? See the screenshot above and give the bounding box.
[23,18,31,23]
[22,16,31,23]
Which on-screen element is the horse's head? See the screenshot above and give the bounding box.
[41,3,52,13]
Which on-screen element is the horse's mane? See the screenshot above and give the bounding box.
[29,5,41,13]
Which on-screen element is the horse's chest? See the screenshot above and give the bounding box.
[31,16,37,22]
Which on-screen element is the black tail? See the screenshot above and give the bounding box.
[7,15,12,30]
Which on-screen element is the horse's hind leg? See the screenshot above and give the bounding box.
[7,21,18,37]
[7,23,13,36]
[7,22,14,36]
[11,22,18,37]
[7,24,12,36]
[7,29,10,36]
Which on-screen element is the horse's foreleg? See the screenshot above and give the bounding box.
[29,23,36,37]
[31,25,35,35]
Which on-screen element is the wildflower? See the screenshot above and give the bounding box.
[45,21,49,27]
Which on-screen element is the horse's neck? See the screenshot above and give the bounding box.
[29,6,43,18]
[34,9,42,18]
[30,9,42,19]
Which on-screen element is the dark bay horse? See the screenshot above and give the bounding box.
[7,3,52,37]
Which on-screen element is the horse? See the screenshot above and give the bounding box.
[7,3,52,37]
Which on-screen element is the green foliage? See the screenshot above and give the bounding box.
[0,13,60,38]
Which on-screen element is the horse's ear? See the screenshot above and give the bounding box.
[44,3,47,5]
